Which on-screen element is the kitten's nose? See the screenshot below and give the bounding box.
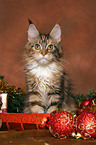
[41,49,47,56]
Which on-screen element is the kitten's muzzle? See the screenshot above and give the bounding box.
[41,49,47,56]
[39,58,49,65]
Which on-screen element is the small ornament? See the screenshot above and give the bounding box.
[39,117,50,128]
[89,96,96,112]
[77,98,90,116]
[77,108,83,116]
[49,111,75,138]
[80,98,90,108]
[76,105,96,139]
[71,132,82,139]
[90,96,96,106]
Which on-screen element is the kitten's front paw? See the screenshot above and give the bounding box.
[46,106,58,113]
[23,105,44,113]
[30,105,45,113]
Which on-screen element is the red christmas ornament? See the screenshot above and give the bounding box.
[80,98,90,108]
[77,98,90,116]
[77,108,83,116]
[49,111,75,138]
[76,105,96,139]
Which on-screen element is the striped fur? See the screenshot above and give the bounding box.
[23,22,76,113]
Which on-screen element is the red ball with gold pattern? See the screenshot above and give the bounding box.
[49,111,75,138]
[76,96,96,139]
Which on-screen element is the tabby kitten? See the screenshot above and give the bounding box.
[23,20,75,113]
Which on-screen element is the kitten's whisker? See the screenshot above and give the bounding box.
[56,58,69,64]
[15,59,33,69]
[15,56,34,67]
[52,57,69,64]
[53,59,64,68]
[26,66,39,71]
[16,59,26,66]
[26,56,34,59]
[16,65,26,73]
[25,60,35,66]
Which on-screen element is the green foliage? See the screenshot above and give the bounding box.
[74,90,96,105]
[0,76,25,113]
[7,88,25,113]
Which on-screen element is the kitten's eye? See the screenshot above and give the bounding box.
[35,44,41,50]
[47,44,54,50]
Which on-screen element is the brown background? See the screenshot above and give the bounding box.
[0,0,96,95]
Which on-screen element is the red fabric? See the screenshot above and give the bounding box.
[0,113,50,130]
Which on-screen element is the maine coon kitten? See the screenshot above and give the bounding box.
[23,20,75,113]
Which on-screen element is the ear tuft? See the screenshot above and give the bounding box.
[50,24,61,43]
[28,19,33,25]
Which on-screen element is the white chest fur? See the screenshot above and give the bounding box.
[28,61,60,79]
[27,61,62,93]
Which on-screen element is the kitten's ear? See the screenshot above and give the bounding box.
[50,24,61,43]
[28,23,39,42]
